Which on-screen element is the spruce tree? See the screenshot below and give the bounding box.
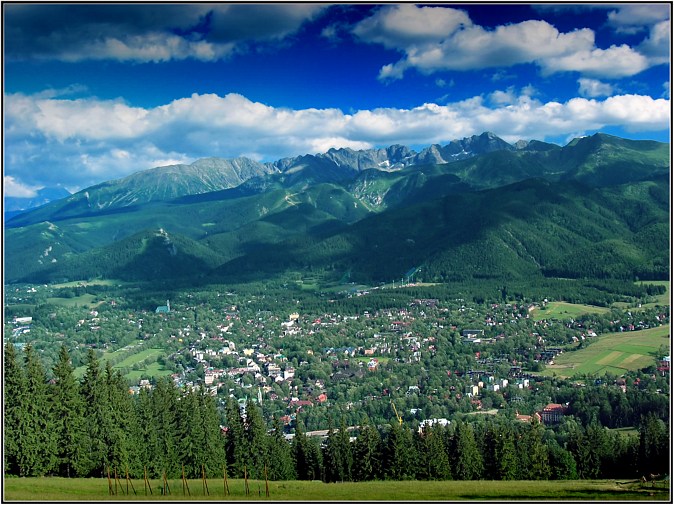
[566,421,591,479]
[151,377,180,478]
[244,399,269,479]
[80,348,107,476]
[21,344,57,476]
[199,387,226,478]
[383,421,415,480]
[177,386,205,478]
[50,345,89,477]
[4,342,26,475]
[521,420,550,480]
[267,416,296,480]
[292,419,311,480]
[335,418,353,482]
[352,417,382,481]
[322,416,353,482]
[493,423,517,480]
[224,396,246,478]
[422,424,451,480]
[292,418,322,480]
[547,440,578,480]
[107,366,142,477]
[451,421,483,480]
[134,387,159,476]
[638,413,668,476]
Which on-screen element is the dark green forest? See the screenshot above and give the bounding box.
[5,342,668,482]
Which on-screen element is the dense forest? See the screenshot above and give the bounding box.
[5,342,668,482]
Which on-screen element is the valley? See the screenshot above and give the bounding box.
[4,131,670,485]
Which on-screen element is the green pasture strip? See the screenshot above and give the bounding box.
[532,301,610,321]
[613,281,671,310]
[3,478,669,501]
[124,362,173,381]
[46,293,99,308]
[610,426,639,438]
[355,356,391,364]
[613,344,660,355]
[51,279,119,288]
[539,324,669,378]
[642,280,670,308]
[74,346,163,379]
[5,303,36,312]
[113,348,163,369]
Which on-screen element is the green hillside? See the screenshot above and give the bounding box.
[5,133,669,286]
[21,229,226,283]
[214,177,668,284]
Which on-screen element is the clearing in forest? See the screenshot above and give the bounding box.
[540,324,669,378]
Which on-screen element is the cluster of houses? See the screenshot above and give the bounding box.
[11,316,32,339]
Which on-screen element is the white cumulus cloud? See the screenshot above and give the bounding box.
[4,176,41,198]
[607,4,670,33]
[353,4,663,80]
[4,4,327,63]
[578,78,615,98]
[4,90,670,192]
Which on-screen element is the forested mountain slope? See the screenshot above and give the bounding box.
[5,132,669,285]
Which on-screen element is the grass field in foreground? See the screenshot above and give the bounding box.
[541,324,670,378]
[3,477,669,501]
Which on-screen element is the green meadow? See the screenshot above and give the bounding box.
[612,281,670,310]
[3,477,669,501]
[46,293,100,309]
[74,347,169,380]
[532,301,610,321]
[541,324,670,378]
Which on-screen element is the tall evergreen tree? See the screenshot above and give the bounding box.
[416,424,451,480]
[352,417,382,481]
[451,421,483,480]
[199,388,227,478]
[267,416,296,481]
[80,348,107,477]
[176,387,205,478]
[638,413,668,476]
[383,422,415,480]
[50,345,89,477]
[547,440,578,480]
[566,420,592,479]
[224,397,246,478]
[4,342,27,475]
[492,423,518,480]
[520,420,550,480]
[134,387,159,476]
[323,417,353,482]
[244,399,269,479]
[292,418,322,480]
[292,419,311,480]
[151,377,180,478]
[21,344,57,476]
[102,362,139,477]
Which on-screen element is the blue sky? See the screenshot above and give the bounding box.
[4,3,671,197]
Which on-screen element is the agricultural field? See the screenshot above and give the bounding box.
[74,347,168,380]
[125,362,174,381]
[3,477,669,502]
[541,324,670,378]
[51,279,120,288]
[46,293,101,309]
[532,301,610,321]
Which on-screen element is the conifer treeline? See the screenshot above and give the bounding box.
[4,343,668,481]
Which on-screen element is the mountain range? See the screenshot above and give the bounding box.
[5,132,670,285]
